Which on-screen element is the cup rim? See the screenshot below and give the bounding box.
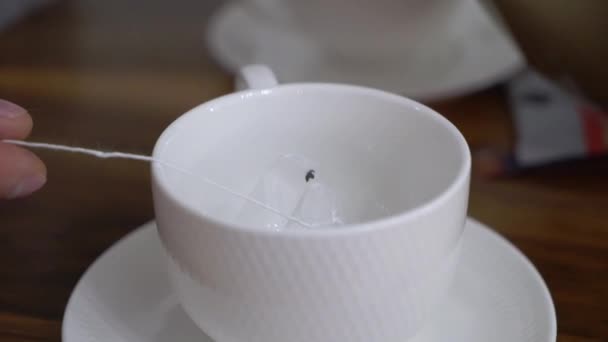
[152,82,471,237]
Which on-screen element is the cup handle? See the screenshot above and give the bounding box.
[235,64,279,91]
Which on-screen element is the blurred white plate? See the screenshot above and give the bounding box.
[207,0,524,101]
[62,218,556,341]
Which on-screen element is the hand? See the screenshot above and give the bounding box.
[0,99,46,199]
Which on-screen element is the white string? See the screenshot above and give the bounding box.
[3,140,156,162]
[2,139,313,228]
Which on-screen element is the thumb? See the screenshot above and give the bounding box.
[0,143,47,199]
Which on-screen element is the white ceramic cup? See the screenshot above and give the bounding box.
[152,65,470,342]
[243,0,464,59]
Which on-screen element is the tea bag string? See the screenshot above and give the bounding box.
[2,139,313,228]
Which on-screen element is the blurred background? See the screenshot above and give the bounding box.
[0,0,606,341]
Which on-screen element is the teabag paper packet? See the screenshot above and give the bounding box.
[234,154,344,230]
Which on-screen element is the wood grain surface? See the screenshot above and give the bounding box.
[0,1,606,341]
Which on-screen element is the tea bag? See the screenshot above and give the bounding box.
[285,179,344,229]
[234,154,343,230]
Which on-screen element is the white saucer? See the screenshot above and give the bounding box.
[206,0,525,101]
[62,218,556,342]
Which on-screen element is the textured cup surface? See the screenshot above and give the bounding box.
[152,83,471,342]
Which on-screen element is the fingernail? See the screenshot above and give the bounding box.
[8,174,46,199]
[0,99,27,118]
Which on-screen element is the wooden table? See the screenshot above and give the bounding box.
[0,1,606,341]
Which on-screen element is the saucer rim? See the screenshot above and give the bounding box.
[61,218,557,342]
[470,218,557,341]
